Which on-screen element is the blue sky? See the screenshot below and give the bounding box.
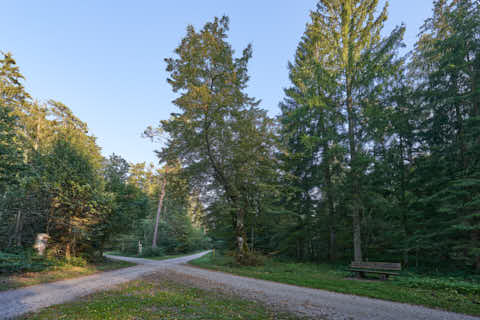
[1,1,433,165]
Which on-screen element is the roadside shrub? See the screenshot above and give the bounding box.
[141,247,165,258]
[0,250,52,274]
[67,256,88,267]
[236,251,267,266]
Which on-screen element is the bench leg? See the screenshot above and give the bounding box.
[381,274,387,280]
[356,271,365,279]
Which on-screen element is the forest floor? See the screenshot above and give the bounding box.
[2,251,477,320]
[0,259,135,292]
[190,252,480,317]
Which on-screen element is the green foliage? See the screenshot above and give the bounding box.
[0,104,24,192]
[0,250,52,274]
[140,246,165,258]
[107,160,211,258]
[0,53,143,262]
[396,275,480,295]
[158,15,278,261]
[1,0,479,290]
[65,256,88,267]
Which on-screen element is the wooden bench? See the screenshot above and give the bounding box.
[347,261,401,279]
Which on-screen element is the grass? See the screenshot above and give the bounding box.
[23,276,300,320]
[189,252,480,316]
[0,258,135,291]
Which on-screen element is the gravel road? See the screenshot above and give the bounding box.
[1,251,477,320]
[0,252,208,319]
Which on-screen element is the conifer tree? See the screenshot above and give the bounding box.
[411,0,480,271]
[281,0,404,263]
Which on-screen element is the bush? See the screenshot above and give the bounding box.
[236,251,267,266]
[67,256,88,267]
[0,250,52,274]
[141,247,165,258]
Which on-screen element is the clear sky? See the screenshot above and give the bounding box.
[1,1,434,165]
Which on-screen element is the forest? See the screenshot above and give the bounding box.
[1,0,479,277]
[0,53,210,269]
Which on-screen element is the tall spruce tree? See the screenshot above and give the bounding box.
[279,13,345,261]
[311,0,389,262]
[281,0,405,263]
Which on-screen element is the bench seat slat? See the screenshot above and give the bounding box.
[347,268,400,275]
[350,262,401,271]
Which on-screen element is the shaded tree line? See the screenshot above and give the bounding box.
[0,53,207,262]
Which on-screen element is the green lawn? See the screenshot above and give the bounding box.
[23,276,300,320]
[0,259,135,291]
[189,252,480,316]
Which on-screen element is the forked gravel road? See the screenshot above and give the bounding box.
[0,251,477,320]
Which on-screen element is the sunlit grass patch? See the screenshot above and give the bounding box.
[0,259,135,291]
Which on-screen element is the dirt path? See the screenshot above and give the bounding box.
[1,252,477,320]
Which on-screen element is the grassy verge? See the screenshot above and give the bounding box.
[189,252,480,316]
[0,259,135,291]
[23,277,299,320]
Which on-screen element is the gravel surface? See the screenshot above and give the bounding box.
[159,265,478,320]
[1,251,477,320]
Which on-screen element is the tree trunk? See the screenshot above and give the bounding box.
[329,226,336,261]
[66,217,72,259]
[325,161,336,261]
[235,207,249,261]
[347,86,363,263]
[251,222,254,251]
[14,210,23,247]
[152,168,168,249]
[65,243,71,260]
[352,209,362,262]
[472,228,480,273]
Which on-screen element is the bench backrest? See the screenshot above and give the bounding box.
[350,261,401,271]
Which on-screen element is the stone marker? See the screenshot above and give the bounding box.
[33,233,50,256]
